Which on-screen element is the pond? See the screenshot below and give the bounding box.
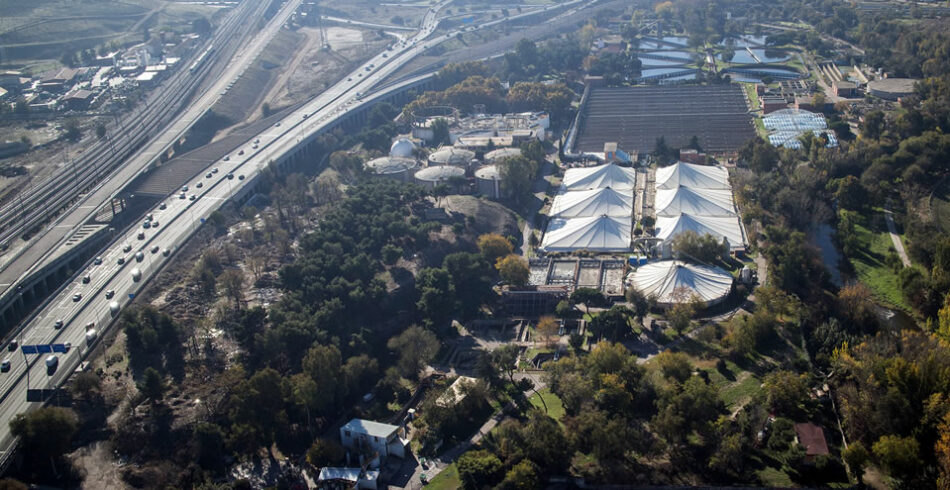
[659,73,697,84]
[751,48,791,63]
[639,67,694,79]
[662,36,690,46]
[721,50,759,64]
[636,40,663,50]
[809,223,842,287]
[638,57,688,67]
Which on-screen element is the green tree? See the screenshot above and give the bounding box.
[655,351,693,384]
[625,287,649,326]
[306,438,345,468]
[570,287,605,317]
[415,267,458,327]
[430,117,451,146]
[63,118,82,141]
[138,367,166,402]
[497,155,538,203]
[872,435,921,482]
[387,325,440,379]
[95,123,107,139]
[496,254,529,286]
[842,441,870,484]
[763,370,810,415]
[666,295,700,333]
[498,459,540,490]
[457,450,503,489]
[192,422,226,470]
[9,407,79,469]
[477,233,514,264]
[587,305,633,341]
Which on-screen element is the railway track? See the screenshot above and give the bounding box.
[0,0,265,255]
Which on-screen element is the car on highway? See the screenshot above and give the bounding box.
[179,192,186,199]
[63,342,71,353]
[238,175,245,180]
[189,194,197,201]
[137,232,146,240]
[55,319,64,328]
[72,293,82,301]
[206,172,213,178]
[163,248,171,257]
[135,251,144,262]
[275,122,280,127]
[196,182,203,188]
[358,73,362,77]
[238,150,245,155]
[123,244,132,252]
[143,221,151,229]
[182,185,188,192]
[105,290,115,299]
[82,275,91,284]
[224,156,230,161]
[159,202,166,210]
[212,167,219,174]
[347,77,352,81]
[303,113,309,118]
[94,257,102,265]
[382,53,387,58]
[252,144,259,149]
[118,256,125,265]
[152,220,159,228]
[254,139,260,144]
[1,360,10,373]
[85,321,94,330]
[146,214,153,221]
[151,246,160,254]
[8,340,17,352]
[46,355,58,374]
[227,173,234,180]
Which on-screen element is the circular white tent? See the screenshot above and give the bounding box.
[428,147,476,167]
[484,147,522,163]
[631,261,733,307]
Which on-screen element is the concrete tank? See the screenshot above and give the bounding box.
[484,147,522,164]
[414,165,466,189]
[474,165,502,199]
[428,147,476,170]
[365,157,418,182]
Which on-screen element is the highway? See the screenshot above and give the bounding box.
[0,0,303,322]
[0,0,599,466]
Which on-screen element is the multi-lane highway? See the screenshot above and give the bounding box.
[0,0,600,466]
[0,0,303,323]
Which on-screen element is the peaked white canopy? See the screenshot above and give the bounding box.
[561,163,637,191]
[656,162,730,190]
[655,186,736,217]
[654,213,746,249]
[549,187,634,218]
[541,215,631,252]
[631,260,733,307]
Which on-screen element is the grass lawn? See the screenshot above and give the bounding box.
[425,463,460,490]
[757,467,795,487]
[528,388,566,423]
[848,213,910,310]
[931,177,950,233]
[743,82,760,111]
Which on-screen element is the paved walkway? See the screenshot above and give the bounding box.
[883,205,911,267]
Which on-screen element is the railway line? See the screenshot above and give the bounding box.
[0,0,261,257]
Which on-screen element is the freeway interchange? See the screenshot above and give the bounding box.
[0,0,599,466]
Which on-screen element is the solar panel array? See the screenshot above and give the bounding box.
[573,86,755,155]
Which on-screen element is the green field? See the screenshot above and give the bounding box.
[528,388,566,423]
[931,177,950,234]
[848,213,910,310]
[425,463,460,489]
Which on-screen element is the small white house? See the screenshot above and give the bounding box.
[340,419,408,464]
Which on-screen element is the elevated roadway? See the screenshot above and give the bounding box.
[0,0,303,326]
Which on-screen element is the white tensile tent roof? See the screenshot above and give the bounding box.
[631,260,733,307]
[561,163,637,191]
[655,186,736,217]
[549,187,634,218]
[656,162,730,190]
[654,214,746,249]
[541,215,631,252]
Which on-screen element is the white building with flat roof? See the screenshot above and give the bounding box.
[340,419,408,465]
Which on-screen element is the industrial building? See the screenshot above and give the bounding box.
[412,111,549,148]
[569,85,755,156]
[867,77,917,101]
[474,165,502,199]
[414,165,465,189]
